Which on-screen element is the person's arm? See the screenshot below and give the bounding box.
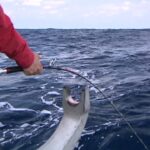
[0,6,43,75]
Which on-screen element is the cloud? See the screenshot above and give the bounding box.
[42,0,65,9]
[3,0,149,17]
[82,0,150,19]
[2,0,66,10]
[2,0,15,2]
[42,0,65,14]
[22,0,42,6]
[21,0,66,15]
[22,0,65,8]
[1,0,150,28]
[82,1,132,18]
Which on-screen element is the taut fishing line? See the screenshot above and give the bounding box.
[45,66,149,150]
[0,65,149,150]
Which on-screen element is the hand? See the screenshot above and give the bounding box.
[23,53,43,75]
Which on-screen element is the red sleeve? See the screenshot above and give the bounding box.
[0,6,34,69]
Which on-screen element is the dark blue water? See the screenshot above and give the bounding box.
[0,29,150,150]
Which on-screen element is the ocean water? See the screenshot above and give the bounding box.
[0,29,150,150]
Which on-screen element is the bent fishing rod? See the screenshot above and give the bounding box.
[0,65,149,150]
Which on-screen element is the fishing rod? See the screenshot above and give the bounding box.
[0,65,149,150]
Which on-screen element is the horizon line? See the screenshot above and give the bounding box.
[16,27,150,30]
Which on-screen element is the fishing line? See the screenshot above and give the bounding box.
[45,66,149,150]
[0,65,149,150]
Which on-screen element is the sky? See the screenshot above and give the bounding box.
[0,0,150,29]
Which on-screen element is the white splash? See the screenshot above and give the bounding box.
[47,91,60,95]
[41,95,54,105]
[20,123,30,128]
[0,102,36,112]
[41,110,52,115]
[0,122,4,127]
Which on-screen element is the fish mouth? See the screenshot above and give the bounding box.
[67,96,79,106]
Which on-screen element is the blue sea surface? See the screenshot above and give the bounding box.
[0,29,150,150]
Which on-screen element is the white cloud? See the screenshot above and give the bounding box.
[22,0,65,9]
[1,0,150,28]
[1,0,66,8]
[122,1,131,11]
[22,0,42,6]
[20,0,66,15]
[82,0,150,18]
[43,0,65,9]
[1,0,14,2]
[42,0,65,14]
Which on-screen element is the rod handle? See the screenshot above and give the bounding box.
[6,66,23,74]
